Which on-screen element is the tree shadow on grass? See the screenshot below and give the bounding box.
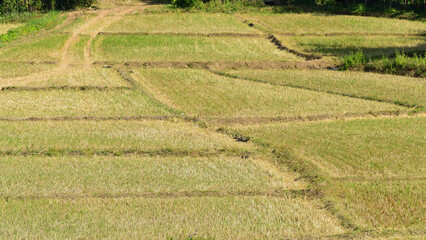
[297,43,426,59]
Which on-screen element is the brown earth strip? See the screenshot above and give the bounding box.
[0,189,312,201]
[0,61,57,65]
[0,148,247,158]
[98,32,266,38]
[94,60,336,70]
[275,32,426,37]
[323,229,426,240]
[0,86,133,91]
[269,34,322,60]
[331,176,426,182]
[206,111,415,125]
[0,115,198,122]
[211,70,421,109]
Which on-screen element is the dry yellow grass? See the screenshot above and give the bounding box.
[0,120,252,154]
[0,89,173,117]
[225,69,426,107]
[231,116,425,178]
[0,196,345,239]
[327,179,425,230]
[105,13,262,34]
[92,35,303,62]
[133,68,404,118]
[239,13,426,34]
[0,67,130,88]
[0,155,304,196]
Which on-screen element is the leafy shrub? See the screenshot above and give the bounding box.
[350,3,366,15]
[172,0,200,8]
[341,50,366,70]
[366,52,426,77]
[0,0,96,13]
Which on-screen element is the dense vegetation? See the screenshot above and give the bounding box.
[0,0,95,13]
[172,0,426,18]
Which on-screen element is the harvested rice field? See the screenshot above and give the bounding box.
[0,0,424,239]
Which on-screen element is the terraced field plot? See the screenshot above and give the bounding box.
[230,117,425,178]
[0,197,345,239]
[239,13,426,34]
[276,35,426,58]
[0,1,424,239]
[0,34,68,62]
[224,69,426,107]
[228,116,426,231]
[133,68,404,118]
[0,89,174,117]
[0,67,130,88]
[105,13,262,34]
[0,155,304,196]
[92,35,304,62]
[0,62,55,79]
[0,120,250,154]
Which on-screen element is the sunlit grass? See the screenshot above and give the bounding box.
[0,196,345,239]
[0,23,22,34]
[0,89,173,117]
[231,116,425,178]
[0,120,251,154]
[0,155,303,196]
[0,34,68,61]
[239,13,426,34]
[105,13,262,34]
[92,35,303,62]
[0,67,130,88]
[225,69,426,107]
[133,68,404,118]
[0,62,55,79]
[328,179,425,230]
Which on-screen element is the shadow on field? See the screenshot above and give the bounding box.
[300,43,426,58]
[140,0,169,5]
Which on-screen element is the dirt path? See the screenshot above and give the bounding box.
[1,4,139,86]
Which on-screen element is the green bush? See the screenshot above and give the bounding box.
[172,0,200,8]
[341,50,366,70]
[350,3,366,15]
[367,52,426,77]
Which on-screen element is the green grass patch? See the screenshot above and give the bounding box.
[0,196,345,239]
[0,155,302,196]
[0,23,22,34]
[0,12,63,46]
[92,35,303,62]
[365,52,426,78]
[133,68,404,118]
[224,69,426,108]
[328,179,425,230]
[68,35,89,64]
[0,89,174,118]
[231,116,426,178]
[276,35,426,58]
[0,33,68,61]
[0,120,252,155]
[105,13,261,34]
[239,13,426,34]
[0,67,130,88]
